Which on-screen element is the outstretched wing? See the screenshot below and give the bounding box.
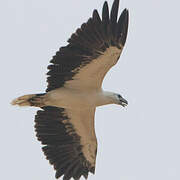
[35,106,97,180]
[47,0,129,92]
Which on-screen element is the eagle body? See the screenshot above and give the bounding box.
[12,0,129,179]
[46,89,119,109]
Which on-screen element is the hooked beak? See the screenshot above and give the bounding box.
[119,97,128,107]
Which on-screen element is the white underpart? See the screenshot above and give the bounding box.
[44,46,124,167]
[47,89,117,109]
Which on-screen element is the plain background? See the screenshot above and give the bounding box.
[1,0,180,179]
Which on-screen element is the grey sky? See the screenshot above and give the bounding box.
[1,0,180,179]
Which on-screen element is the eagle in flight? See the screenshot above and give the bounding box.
[12,0,129,179]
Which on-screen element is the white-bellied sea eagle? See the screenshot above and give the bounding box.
[12,0,129,179]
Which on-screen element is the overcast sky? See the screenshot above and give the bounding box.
[1,0,180,180]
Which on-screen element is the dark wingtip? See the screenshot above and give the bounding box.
[90,166,95,174]
[93,9,101,23]
[82,171,89,179]
[102,1,109,22]
[117,8,129,46]
[104,1,108,6]
[123,8,129,16]
[110,0,120,24]
[103,1,108,11]
[122,9,129,45]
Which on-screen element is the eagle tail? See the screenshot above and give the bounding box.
[11,93,46,107]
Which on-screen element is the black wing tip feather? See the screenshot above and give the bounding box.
[104,1,108,5]
[110,0,119,23]
[102,1,109,21]
[101,0,129,47]
[117,8,129,46]
[93,9,101,22]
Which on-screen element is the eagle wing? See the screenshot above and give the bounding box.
[35,106,97,180]
[46,0,129,92]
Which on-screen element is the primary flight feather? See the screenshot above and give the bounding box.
[12,0,129,179]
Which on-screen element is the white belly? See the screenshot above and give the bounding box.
[45,88,107,109]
